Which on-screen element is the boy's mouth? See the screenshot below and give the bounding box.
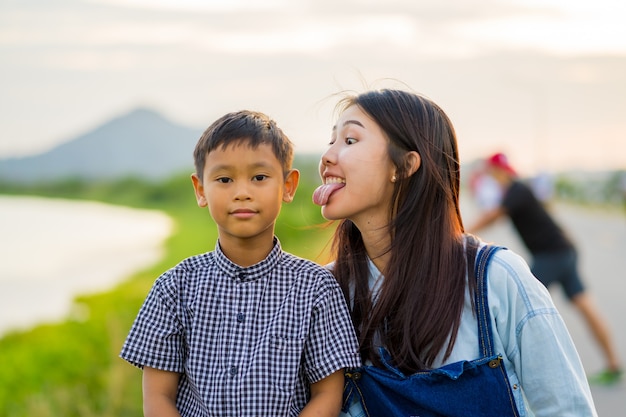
[231,208,257,219]
[312,177,345,206]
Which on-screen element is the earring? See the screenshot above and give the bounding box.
[391,175,397,183]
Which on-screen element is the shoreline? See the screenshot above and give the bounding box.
[0,195,174,336]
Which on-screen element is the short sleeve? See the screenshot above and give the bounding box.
[501,181,532,215]
[119,272,186,372]
[303,276,361,383]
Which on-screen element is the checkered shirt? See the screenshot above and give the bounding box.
[120,238,360,416]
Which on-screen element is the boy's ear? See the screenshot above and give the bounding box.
[282,169,300,203]
[191,173,208,207]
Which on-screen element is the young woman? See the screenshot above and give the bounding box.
[313,89,597,416]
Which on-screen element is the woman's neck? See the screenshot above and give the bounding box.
[360,226,392,274]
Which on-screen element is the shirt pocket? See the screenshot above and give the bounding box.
[268,335,305,393]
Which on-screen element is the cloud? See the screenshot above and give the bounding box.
[1,0,625,172]
[4,0,626,57]
[454,12,626,55]
[83,0,292,12]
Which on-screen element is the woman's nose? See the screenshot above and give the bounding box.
[320,147,335,166]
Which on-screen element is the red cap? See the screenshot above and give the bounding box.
[486,153,516,176]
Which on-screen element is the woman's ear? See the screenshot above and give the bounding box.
[405,151,421,177]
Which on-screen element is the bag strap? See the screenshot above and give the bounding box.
[472,238,505,357]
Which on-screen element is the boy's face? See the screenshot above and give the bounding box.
[191,142,299,246]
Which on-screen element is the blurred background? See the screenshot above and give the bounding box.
[1,0,625,415]
[2,0,626,175]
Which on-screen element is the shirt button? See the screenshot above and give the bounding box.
[236,313,245,323]
[229,366,238,376]
[238,272,246,280]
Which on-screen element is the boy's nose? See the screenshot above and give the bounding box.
[233,183,252,200]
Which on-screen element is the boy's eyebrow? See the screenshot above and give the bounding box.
[208,161,276,172]
[249,161,275,170]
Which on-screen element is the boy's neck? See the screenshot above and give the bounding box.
[219,235,276,267]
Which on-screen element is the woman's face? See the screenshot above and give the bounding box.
[315,104,397,229]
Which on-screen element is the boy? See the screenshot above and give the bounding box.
[120,110,360,416]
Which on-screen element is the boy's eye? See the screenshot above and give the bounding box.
[345,137,357,145]
[217,177,232,184]
[252,174,268,181]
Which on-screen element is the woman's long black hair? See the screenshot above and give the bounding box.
[330,89,477,373]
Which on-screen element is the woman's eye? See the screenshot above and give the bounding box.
[345,137,357,145]
[252,175,267,181]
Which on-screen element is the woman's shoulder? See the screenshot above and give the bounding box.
[480,243,528,274]
[480,243,556,311]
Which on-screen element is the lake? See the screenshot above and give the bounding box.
[0,195,173,335]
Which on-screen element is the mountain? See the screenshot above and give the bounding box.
[0,108,204,183]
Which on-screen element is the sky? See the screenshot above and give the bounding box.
[1,0,626,176]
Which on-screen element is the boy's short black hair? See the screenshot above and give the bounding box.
[193,110,294,180]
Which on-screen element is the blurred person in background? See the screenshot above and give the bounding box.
[468,152,622,385]
[469,167,504,211]
[619,170,626,214]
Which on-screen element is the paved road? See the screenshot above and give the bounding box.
[461,198,626,415]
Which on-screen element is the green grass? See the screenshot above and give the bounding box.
[0,163,336,416]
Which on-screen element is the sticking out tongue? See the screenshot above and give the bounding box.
[312,182,345,206]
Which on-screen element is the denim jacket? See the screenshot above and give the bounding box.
[359,244,597,417]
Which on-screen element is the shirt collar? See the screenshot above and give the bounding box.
[213,237,283,283]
